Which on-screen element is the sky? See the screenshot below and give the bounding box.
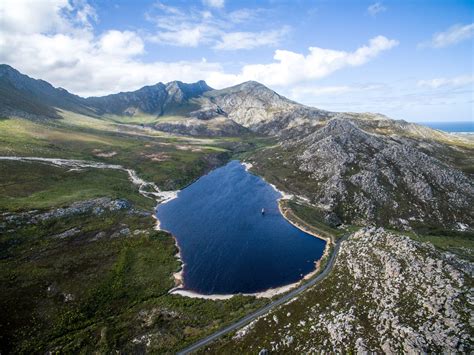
[0,0,473,122]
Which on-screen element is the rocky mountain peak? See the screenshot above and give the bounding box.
[165,80,212,103]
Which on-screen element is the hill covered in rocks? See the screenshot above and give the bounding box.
[206,227,473,353]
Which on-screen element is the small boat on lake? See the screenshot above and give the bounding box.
[261,208,265,215]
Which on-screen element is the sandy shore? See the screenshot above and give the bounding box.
[169,255,325,300]
[153,217,185,289]
[242,162,253,171]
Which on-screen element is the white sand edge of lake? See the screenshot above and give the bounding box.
[160,160,331,300]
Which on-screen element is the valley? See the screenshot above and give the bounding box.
[0,64,472,353]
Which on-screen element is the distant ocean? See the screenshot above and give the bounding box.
[421,121,474,133]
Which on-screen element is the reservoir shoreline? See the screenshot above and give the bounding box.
[157,160,331,300]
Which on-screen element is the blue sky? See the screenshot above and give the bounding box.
[0,0,473,122]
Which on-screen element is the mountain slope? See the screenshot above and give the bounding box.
[0,65,94,119]
[207,228,472,353]
[198,81,333,136]
[250,118,473,230]
[86,80,212,116]
[0,65,214,120]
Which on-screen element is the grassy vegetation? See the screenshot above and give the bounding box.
[0,160,154,211]
[101,113,162,125]
[0,114,235,189]
[0,159,266,353]
[0,114,271,353]
[412,233,474,261]
[249,144,319,199]
[392,226,474,262]
[283,200,348,242]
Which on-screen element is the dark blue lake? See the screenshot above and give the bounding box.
[156,160,326,295]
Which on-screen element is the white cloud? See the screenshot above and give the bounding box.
[417,75,474,89]
[285,80,472,122]
[202,0,224,9]
[146,3,277,49]
[0,0,69,34]
[0,1,399,98]
[367,2,386,16]
[99,30,144,56]
[213,27,289,50]
[227,9,256,23]
[421,23,474,48]
[148,25,213,47]
[0,1,224,96]
[145,4,219,47]
[208,36,399,87]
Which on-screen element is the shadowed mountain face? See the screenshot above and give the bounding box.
[1,64,472,230]
[86,80,213,116]
[0,64,213,119]
[0,65,94,119]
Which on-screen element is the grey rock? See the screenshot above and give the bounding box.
[276,118,473,228]
[52,227,80,239]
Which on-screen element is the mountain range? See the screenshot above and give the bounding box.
[1,63,472,231]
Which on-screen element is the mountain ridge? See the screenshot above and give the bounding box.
[0,64,462,141]
[1,64,472,231]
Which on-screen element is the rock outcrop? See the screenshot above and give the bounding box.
[220,228,473,353]
[154,116,250,137]
[252,118,474,230]
[199,81,333,135]
[0,197,144,231]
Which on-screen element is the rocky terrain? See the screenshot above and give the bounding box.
[154,116,251,137]
[1,197,145,233]
[207,227,473,353]
[196,81,333,136]
[250,118,474,230]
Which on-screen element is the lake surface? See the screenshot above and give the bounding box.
[156,160,326,295]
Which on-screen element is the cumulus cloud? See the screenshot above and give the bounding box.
[208,36,399,87]
[417,75,474,89]
[0,0,97,34]
[421,23,474,48]
[99,30,144,56]
[367,2,386,16]
[0,1,224,96]
[0,0,399,98]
